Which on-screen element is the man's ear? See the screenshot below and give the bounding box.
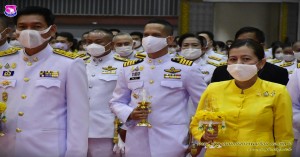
[166,36,175,45]
[49,24,57,37]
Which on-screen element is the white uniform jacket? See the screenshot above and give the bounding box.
[0,45,89,157]
[110,54,207,157]
[86,52,122,138]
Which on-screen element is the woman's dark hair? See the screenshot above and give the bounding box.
[228,39,265,60]
[271,41,283,59]
[178,33,206,48]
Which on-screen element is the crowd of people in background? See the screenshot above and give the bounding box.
[0,5,299,157]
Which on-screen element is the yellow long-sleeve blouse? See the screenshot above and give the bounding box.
[190,78,294,157]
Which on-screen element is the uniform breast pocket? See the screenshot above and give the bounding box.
[160,80,183,89]
[128,81,144,90]
[98,75,118,82]
[128,81,144,101]
[36,79,61,88]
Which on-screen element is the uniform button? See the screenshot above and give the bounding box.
[149,80,154,84]
[150,66,155,69]
[27,62,32,66]
[23,57,29,62]
[33,57,39,62]
[148,59,152,63]
[18,112,24,116]
[16,128,22,133]
[24,78,30,82]
[92,74,95,77]
[158,60,162,63]
[21,94,27,99]
[89,86,93,88]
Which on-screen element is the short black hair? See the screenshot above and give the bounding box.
[146,18,173,36]
[196,31,214,41]
[0,14,9,29]
[57,32,74,42]
[13,6,55,26]
[130,31,143,39]
[178,33,206,48]
[234,26,265,43]
[229,39,265,60]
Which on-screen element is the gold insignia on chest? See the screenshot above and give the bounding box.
[0,63,2,69]
[102,66,117,74]
[164,67,181,73]
[0,80,11,86]
[164,74,181,79]
[40,71,59,78]
[4,63,10,69]
[201,71,209,75]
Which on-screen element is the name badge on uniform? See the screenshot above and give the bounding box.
[40,71,59,78]
[2,71,14,77]
[164,67,181,79]
[102,66,117,74]
[130,66,142,80]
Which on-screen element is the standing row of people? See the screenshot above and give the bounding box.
[0,5,298,157]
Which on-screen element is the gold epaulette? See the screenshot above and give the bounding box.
[77,53,90,61]
[134,53,146,59]
[270,59,282,64]
[171,57,193,66]
[215,51,225,55]
[219,62,227,66]
[114,55,130,62]
[53,48,80,59]
[279,61,294,67]
[123,59,144,67]
[297,63,300,68]
[175,54,184,58]
[85,59,91,64]
[208,55,222,61]
[0,47,21,57]
[207,60,220,67]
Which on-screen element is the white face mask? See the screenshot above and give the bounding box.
[115,45,133,57]
[168,48,176,54]
[283,54,295,62]
[133,40,141,48]
[274,53,283,60]
[16,26,52,49]
[86,43,108,57]
[181,48,202,60]
[293,52,300,60]
[52,42,68,51]
[227,64,258,82]
[9,40,22,48]
[142,36,168,54]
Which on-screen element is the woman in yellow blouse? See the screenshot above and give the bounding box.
[190,39,294,157]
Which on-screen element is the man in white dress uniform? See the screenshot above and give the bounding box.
[0,6,89,157]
